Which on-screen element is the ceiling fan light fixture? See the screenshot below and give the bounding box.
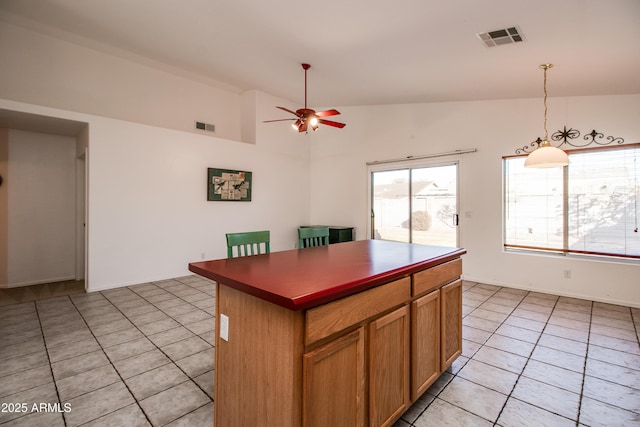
[525,63,569,168]
[264,63,345,133]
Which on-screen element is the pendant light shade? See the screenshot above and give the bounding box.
[525,64,569,168]
[524,140,569,168]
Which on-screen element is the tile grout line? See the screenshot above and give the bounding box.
[156,278,217,422]
[405,282,509,426]
[428,284,587,426]
[485,288,541,427]
[128,278,215,422]
[61,277,213,426]
[456,283,532,426]
[93,279,213,425]
[488,292,582,426]
[34,298,69,427]
[464,286,545,426]
[459,284,515,427]
[67,292,156,427]
[574,299,594,427]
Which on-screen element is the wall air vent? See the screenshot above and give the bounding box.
[195,121,215,133]
[477,27,524,47]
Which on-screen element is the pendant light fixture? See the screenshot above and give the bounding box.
[524,64,569,168]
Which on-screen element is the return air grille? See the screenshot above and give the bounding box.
[195,121,215,132]
[477,27,523,47]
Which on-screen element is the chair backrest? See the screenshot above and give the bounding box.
[298,227,330,248]
[226,230,270,258]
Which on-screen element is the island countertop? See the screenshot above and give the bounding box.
[188,239,466,311]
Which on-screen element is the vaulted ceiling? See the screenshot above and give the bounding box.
[1,0,639,108]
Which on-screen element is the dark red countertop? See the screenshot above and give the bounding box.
[188,240,466,311]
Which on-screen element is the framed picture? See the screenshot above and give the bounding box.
[207,168,252,201]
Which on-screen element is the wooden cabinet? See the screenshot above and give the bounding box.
[305,277,411,345]
[304,273,461,427]
[303,274,461,427]
[304,279,410,427]
[411,290,440,400]
[410,259,462,399]
[369,305,410,427]
[413,258,462,296]
[303,328,366,427]
[304,302,410,427]
[441,279,462,370]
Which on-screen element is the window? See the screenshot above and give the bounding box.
[504,144,640,260]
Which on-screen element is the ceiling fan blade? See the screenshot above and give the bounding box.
[276,106,299,116]
[318,119,346,129]
[263,118,296,123]
[315,109,341,117]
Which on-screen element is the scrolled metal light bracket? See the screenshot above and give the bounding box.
[515,127,625,154]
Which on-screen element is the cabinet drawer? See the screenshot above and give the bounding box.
[306,277,411,345]
[412,258,461,297]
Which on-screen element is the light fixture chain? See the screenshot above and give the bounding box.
[543,65,548,142]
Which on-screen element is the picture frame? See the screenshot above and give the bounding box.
[207,168,252,201]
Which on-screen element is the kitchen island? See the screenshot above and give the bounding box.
[189,239,465,427]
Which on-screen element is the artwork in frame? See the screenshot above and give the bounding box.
[207,168,252,201]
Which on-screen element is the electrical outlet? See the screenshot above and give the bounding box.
[220,313,229,341]
[563,269,572,279]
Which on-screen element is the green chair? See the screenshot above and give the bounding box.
[298,227,330,248]
[226,230,270,258]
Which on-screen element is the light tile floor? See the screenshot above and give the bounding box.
[1,277,639,426]
[0,276,215,427]
[396,282,640,427]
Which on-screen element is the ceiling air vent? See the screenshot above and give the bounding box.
[477,27,523,47]
[195,121,215,133]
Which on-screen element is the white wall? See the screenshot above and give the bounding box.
[310,95,640,307]
[0,20,243,142]
[7,129,77,286]
[86,98,309,290]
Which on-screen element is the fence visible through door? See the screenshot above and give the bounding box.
[371,163,458,247]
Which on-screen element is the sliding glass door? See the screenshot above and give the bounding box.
[371,163,458,247]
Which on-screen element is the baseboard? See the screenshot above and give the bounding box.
[461,275,640,309]
[1,276,77,289]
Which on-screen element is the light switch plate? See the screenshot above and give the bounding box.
[220,313,229,341]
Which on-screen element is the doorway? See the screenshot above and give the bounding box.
[0,110,88,291]
[370,163,459,247]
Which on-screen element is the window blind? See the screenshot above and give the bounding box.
[503,143,640,259]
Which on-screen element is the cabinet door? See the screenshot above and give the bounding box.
[369,305,410,427]
[441,279,462,370]
[303,327,365,427]
[411,289,440,401]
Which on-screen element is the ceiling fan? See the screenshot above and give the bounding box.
[263,63,346,133]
